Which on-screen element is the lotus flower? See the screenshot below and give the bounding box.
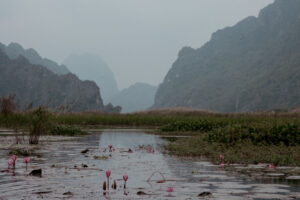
[106,170,111,177]
[8,160,14,168]
[10,155,17,168]
[24,157,30,163]
[220,161,225,167]
[24,157,30,170]
[151,148,155,154]
[11,155,17,162]
[268,164,275,169]
[108,144,113,152]
[167,187,173,192]
[106,170,111,190]
[123,173,128,188]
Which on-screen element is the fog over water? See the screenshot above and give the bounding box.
[0,0,273,89]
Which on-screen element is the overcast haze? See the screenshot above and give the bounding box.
[0,0,273,89]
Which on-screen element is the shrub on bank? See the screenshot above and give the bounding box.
[28,107,51,144]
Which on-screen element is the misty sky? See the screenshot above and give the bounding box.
[0,0,273,89]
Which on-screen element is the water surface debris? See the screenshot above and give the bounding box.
[29,169,42,177]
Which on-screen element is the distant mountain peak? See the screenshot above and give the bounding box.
[108,82,157,113]
[0,42,70,75]
[178,47,195,58]
[63,53,119,102]
[8,42,23,51]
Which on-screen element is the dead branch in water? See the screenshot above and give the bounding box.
[146,171,166,182]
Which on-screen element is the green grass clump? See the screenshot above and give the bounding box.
[0,110,87,139]
[29,107,51,144]
[160,119,226,132]
[48,125,87,136]
[9,148,34,157]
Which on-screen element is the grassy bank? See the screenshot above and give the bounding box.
[0,109,89,144]
[162,119,300,166]
[166,135,300,166]
[2,110,300,127]
[0,109,300,166]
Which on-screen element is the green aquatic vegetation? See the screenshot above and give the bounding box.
[48,125,87,136]
[94,155,108,160]
[9,147,34,157]
[205,123,300,146]
[1,109,300,129]
[161,136,179,143]
[0,110,87,138]
[1,110,300,166]
[166,135,300,166]
[164,118,300,166]
[160,119,226,132]
[28,107,51,144]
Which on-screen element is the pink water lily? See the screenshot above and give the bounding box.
[108,144,113,152]
[10,155,17,168]
[123,173,128,188]
[11,155,17,162]
[123,173,128,181]
[219,155,224,160]
[268,164,275,169]
[220,161,225,167]
[24,157,30,170]
[167,187,173,192]
[8,160,14,168]
[106,170,111,190]
[24,157,30,163]
[106,170,111,177]
[151,148,155,154]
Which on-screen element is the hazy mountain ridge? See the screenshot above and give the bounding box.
[0,49,120,112]
[0,42,70,75]
[108,83,157,113]
[154,0,300,112]
[63,53,119,102]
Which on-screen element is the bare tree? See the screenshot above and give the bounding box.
[0,94,17,116]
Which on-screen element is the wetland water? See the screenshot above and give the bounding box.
[0,129,299,199]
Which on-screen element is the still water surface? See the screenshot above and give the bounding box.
[0,130,299,199]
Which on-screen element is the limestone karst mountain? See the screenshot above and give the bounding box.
[153,0,300,112]
[0,49,120,113]
[108,82,157,113]
[63,53,119,103]
[0,42,70,75]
